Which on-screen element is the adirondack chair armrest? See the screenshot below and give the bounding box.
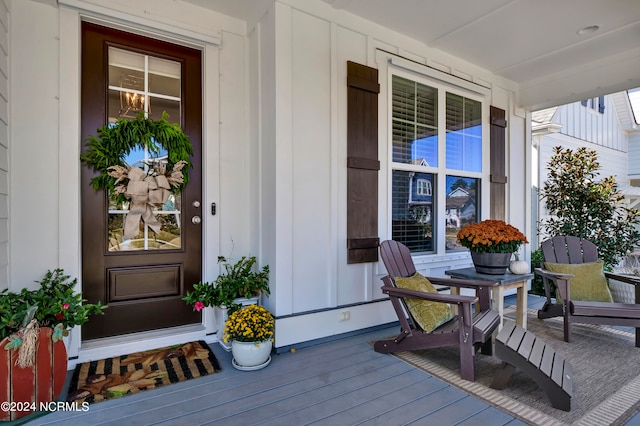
[381,285,477,327]
[428,276,497,312]
[380,285,479,306]
[427,276,500,290]
[535,267,572,304]
[604,272,640,286]
[534,267,574,281]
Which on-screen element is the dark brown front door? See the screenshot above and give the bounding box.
[80,22,202,340]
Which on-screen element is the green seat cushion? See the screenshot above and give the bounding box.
[544,259,613,303]
[393,272,454,332]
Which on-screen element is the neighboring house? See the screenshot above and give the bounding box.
[0,0,636,366]
[445,188,467,229]
[532,91,640,248]
[446,188,477,228]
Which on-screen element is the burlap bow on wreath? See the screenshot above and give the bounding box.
[108,161,187,240]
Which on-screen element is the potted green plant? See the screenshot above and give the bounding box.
[0,269,106,421]
[1,269,107,340]
[183,256,270,311]
[223,304,275,370]
[183,256,270,349]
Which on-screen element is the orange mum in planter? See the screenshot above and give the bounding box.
[457,220,528,253]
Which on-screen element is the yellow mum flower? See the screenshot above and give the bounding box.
[223,304,275,343]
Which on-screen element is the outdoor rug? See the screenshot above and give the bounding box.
[393,308,640,426]
[66,341,220,404]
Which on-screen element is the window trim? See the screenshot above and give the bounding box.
[386,65,491,256]
[389,56,490,98]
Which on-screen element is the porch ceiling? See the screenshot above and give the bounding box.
[182,0,640,111]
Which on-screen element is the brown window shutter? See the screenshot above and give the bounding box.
[490,106,507,220]
[347,61,380,263]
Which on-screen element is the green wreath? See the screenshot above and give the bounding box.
[80,111,193,204]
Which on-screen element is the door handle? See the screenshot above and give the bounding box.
[191,216,201,225]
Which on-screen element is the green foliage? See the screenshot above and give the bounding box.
[529,248,553,296]
[539,146,640,269]
[183,256,270,312]
[80,111,193,204]
[0,269,107,340]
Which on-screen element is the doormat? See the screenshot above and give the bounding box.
[392,309,640,426]
[66,341,220,404]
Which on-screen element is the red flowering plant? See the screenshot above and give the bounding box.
[457,219,529,253]
[0,269,107,341]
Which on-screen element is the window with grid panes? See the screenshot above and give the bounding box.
[391,74,482,253]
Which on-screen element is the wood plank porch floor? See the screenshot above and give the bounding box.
[27,295,640,426]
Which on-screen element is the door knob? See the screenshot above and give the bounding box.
[191,216,201,225]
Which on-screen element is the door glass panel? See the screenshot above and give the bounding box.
[107,47,183,252]
[149,56,181,97]
[107,89,147,122]
[148,98,181,122]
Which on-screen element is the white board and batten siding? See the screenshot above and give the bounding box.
[261,0,524,347]
[539,96,629,183]
[555,97,627,151]
[629,133,640,180]
[0,0,7,291]
[6,0,526,352]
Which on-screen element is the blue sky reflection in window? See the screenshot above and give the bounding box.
[445,93,482,172]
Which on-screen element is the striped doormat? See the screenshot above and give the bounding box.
[67,341,220,404]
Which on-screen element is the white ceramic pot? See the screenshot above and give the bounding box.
[231,339,272,370]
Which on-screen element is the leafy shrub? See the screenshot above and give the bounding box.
[529,248,552,296]
[539,146,640,269]
[0,269,107,340]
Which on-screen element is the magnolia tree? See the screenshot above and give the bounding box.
[539,146,640,269]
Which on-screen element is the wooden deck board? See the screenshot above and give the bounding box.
[337,386,468,425]
[318,375,448,424]
[408,396,502,425]
[213,370,432,425]
[153,358,412,424]
[23,295,635,426]
[455,406,525,426]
